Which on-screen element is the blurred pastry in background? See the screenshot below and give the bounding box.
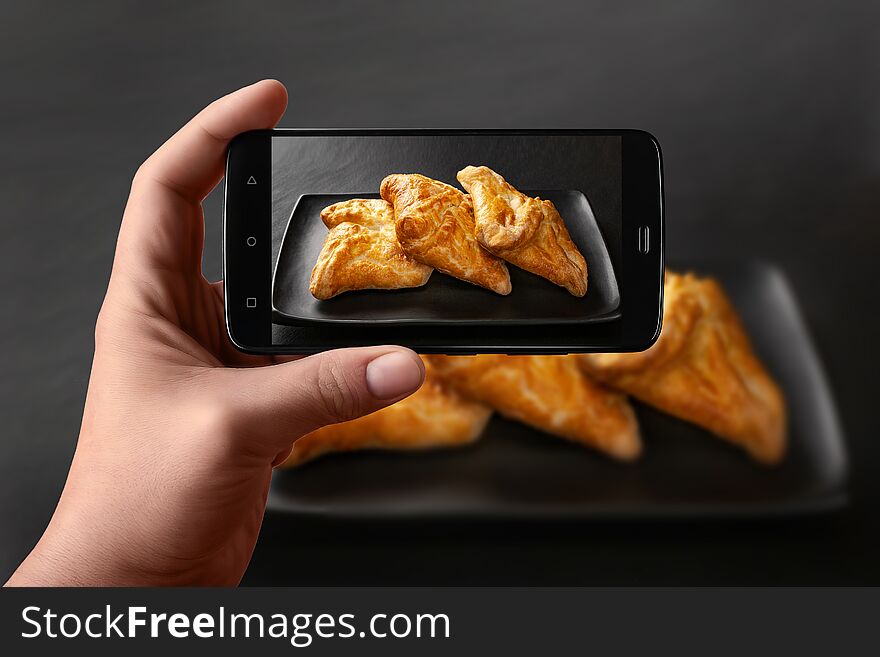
[425,354,641,461]
[457,165,588,297]
[380,173,512,294]
[309,198,432,299]
[280,362,492,467]
[578,271,787,464]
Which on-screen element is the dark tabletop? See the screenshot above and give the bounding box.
[1,0,879,584]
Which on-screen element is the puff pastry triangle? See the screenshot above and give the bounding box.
[380,173,512,294]
[309,198,432,300]
[425,354,641,460]
[457,166,588,297]
[578,271,787,464]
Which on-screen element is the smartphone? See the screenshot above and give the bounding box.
[224,129,663,354]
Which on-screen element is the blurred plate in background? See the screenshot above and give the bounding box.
[268,261,847,519]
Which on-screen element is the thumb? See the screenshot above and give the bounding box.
[227,346,426,449]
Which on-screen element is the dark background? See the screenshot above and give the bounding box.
[1,0,878,584]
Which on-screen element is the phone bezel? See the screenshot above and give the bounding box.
[224,129,664,354]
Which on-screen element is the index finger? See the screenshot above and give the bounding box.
[115,81,287,274]
[134,79,287,205]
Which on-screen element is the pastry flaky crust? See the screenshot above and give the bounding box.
[424,354,641,461]
[380,173,512,295]
[320,198,396,234]
[578,271,787,464]
[280,363,492,467]
[457,166,588,297]
[309,198,432,300]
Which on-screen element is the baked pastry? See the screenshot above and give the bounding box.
[309,198,432,300]
[457,166,588,297]
[578,271,787,464]
[280,362,492,467]
[424,354,641,460]
[380,173,512,294]
[320,198,395,235]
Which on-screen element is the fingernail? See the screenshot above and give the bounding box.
[365,352,424,400]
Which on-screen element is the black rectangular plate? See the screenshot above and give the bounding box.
[272,191,620,326]
[267,262,848,519]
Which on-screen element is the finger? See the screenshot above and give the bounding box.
[134,79,287,205]
[117,80,287,272]
[225,346,426,449]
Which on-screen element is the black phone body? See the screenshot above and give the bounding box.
[224,129,664,354]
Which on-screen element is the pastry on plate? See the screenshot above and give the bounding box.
[309,198,432,300]
[280,362,492,467]
[457,165,588,297]
[424,354,641,461]
[380,173,512,294]
[578,271,787,464]
[320,198,395,235]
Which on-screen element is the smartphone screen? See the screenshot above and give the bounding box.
[224,130,663,354]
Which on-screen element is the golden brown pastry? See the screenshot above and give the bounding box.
[380,173,512,294]
[457,166,588,297]
[578,271,787,464]
[309,198,432,300]
[320,198,394,234]
[424,354,641,461]
[280,363,493,467]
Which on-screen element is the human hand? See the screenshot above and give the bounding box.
[5,80,425,586]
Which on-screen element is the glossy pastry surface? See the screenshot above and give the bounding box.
[457,165,588,297]
[309,198,432,300]
[380,173,512,295]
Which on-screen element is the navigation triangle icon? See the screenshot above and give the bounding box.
[247,176,257,185]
